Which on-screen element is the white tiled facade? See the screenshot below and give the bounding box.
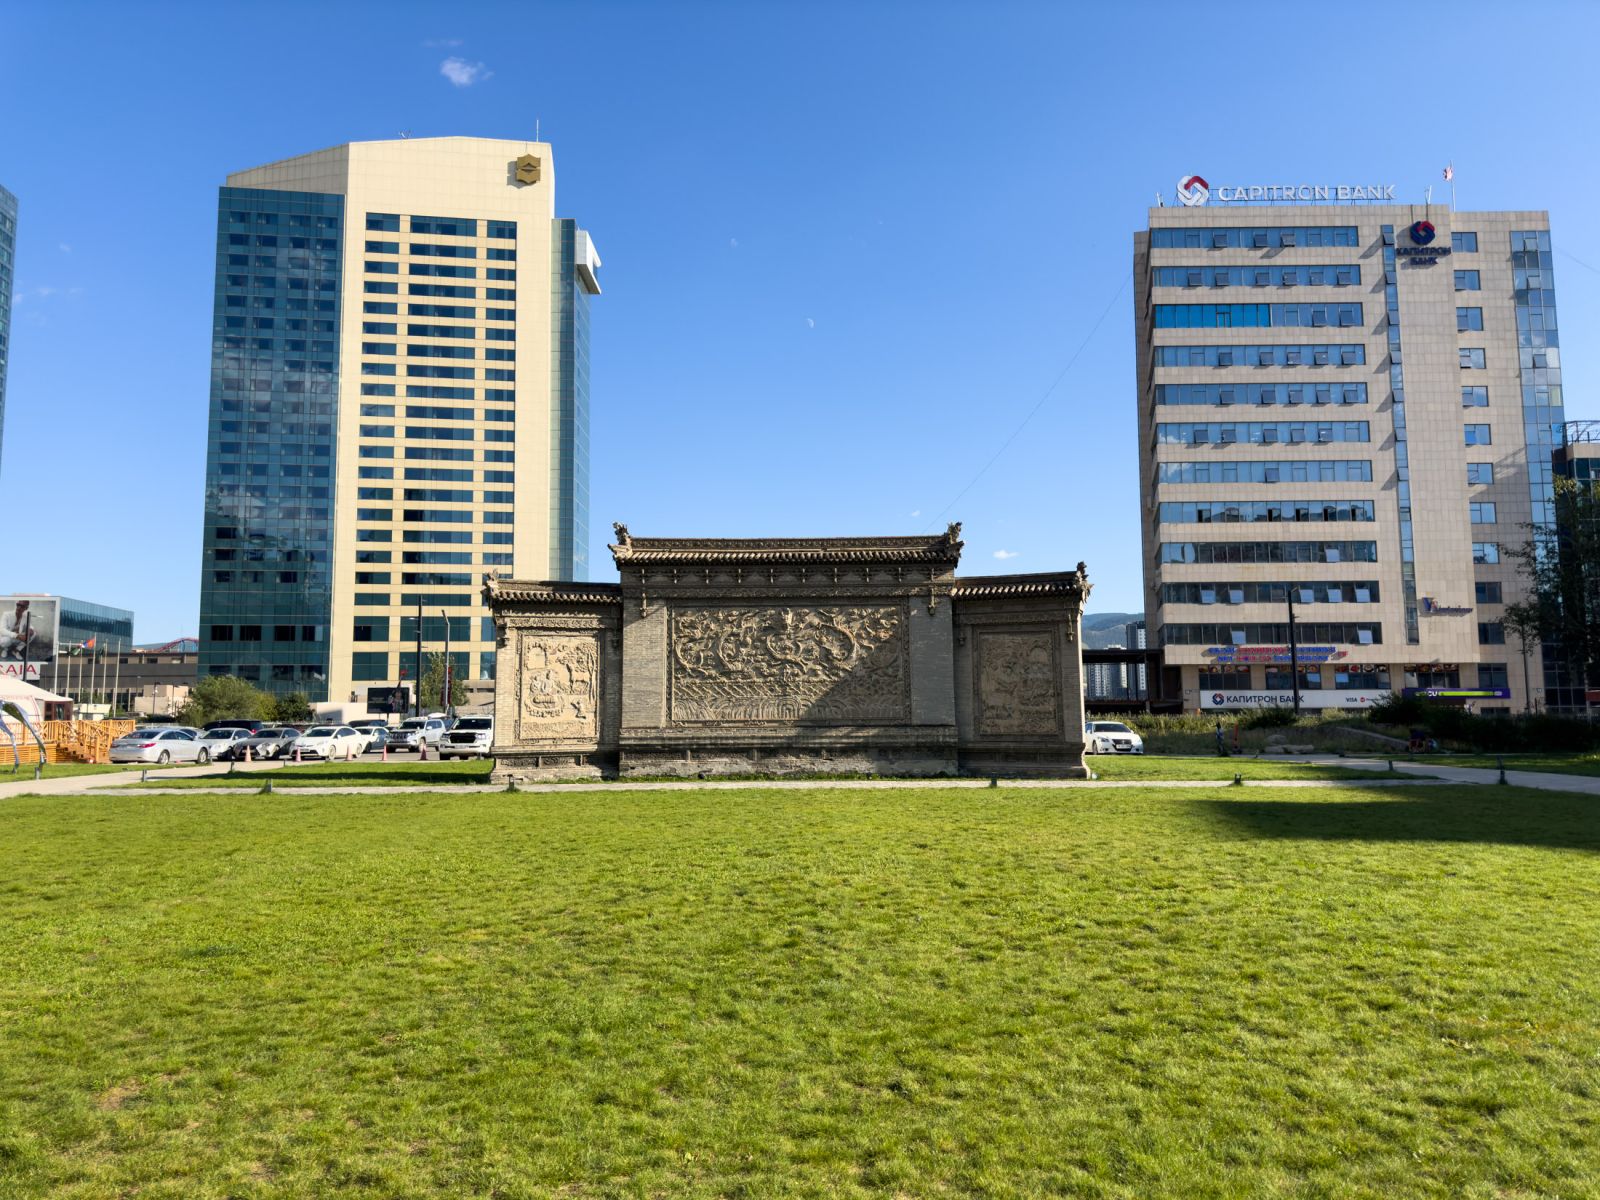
[1135,203,1559,712]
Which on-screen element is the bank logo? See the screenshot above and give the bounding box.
[1177,175,1210,207]
[1410,220,1436,245]
[515,153,542,185]
[1212,692,1225,705]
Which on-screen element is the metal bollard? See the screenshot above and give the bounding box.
[1498,755,1508,785]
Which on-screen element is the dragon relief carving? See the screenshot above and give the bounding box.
[670,605,908,723]
[977,631,1059,736]
[517,634,600,742]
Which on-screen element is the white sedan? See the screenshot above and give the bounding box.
[293,725,367,761]
[1084,721,1145,755]
[109,727,209,765]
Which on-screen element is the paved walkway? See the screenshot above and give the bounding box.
[4,755,1597,799]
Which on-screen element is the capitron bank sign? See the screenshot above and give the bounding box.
[1176,174,1396,206]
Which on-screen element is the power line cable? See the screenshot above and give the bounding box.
[928,271,1130,530]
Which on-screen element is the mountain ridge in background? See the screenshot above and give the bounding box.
[1083,611,1141,650]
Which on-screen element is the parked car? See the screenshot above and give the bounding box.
[1084,721,1145,755]
[362,726,394,754]
[389,716,448,752]
[439,716,494,759]
[294,725,367,761]
[196,727,255,760]
[220,727,301,761]
[349,718,391,741]
[202,718,269,735]
[110,727,208,765]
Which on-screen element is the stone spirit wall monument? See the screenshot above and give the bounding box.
[485,524,1091,779]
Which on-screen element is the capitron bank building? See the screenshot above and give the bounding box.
[1135,173,1569,714]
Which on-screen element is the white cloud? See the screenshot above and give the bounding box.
[993,549,1019,560]
[58,243,71,254]
[440,56,491,87]
[805,317,815,329]
[910,510,921,517]
[729,237,739,249]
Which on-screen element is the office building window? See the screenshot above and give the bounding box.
[1462,386,1489,407]
[1478,663,1509,689]
[1476,582,1503,604]
[1451,231,1478,253]
[1467,462,1494,485]
[1472,542,1500,564]
[1150,226,1358,249]
[1457,307,1484,332]
[1454,270,1481,291]
[1469,502,1497,524]
[1460,347,1486,369]
[1478,622,1506,645]
[1464,424,1492,446]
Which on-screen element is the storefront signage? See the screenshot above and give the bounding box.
[1175,175,1396,206]
[1203,644,1350,664]
[1401,687,1510,700]
[1201,690,1382,710]
[1420,597,1472,616]
[1397,219,1452,266]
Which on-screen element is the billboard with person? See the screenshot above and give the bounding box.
[0,597,59,681]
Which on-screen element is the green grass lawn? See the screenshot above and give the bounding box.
[1085,755,1404,781]
[3,786,1597,1198]
[133,756,1402,791]
[134,758,496,788]
[0,762,138,781]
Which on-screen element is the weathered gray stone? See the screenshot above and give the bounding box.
[485,525,1091,780]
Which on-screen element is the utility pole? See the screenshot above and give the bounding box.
[414,596,423,719]
[1287,587,1303,716]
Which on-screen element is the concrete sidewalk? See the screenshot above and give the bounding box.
[3,773,1463,799]
[0,760,281,801]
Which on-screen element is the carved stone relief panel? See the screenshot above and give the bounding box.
[669,604,909,723]
[976,630,1060,737]
[516,632,601,743]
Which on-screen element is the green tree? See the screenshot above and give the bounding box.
[272,691,314,725]
[418,653,467,713]
[1508,475,1600,699]
[1500,600,1544,714]
[176,675,276,727]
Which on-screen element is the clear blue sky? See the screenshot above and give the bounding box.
[5,0,1600,641]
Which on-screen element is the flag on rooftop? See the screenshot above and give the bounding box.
[1443,164,1455,181]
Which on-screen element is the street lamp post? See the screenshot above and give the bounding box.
[440,609,451,720]
[1287,587,1302,717]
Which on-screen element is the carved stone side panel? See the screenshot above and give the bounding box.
[668,604,909,724]
[516,632,601,743]
[975,630,1060,737]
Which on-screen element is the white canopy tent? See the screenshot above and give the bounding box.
[0,674,71,728]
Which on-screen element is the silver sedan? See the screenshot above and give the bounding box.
[109,727,209,765]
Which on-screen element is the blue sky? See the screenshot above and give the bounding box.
[4,0,1600,641]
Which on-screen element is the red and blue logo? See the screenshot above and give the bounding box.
[1177,175,1210,207]
[1410,220,1436,245]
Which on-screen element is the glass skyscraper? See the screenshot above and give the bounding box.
[197,138,600,703]
[0,184,17,476]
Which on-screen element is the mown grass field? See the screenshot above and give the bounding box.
[0,762,137,781]
[3,785,1597,1198]
[130,755,1404,790]
[132,758,497,788]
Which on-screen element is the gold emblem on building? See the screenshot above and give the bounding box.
[515,154,541,185]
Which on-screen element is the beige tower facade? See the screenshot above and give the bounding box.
[199,137,600,707]
[1136,191,1561,713]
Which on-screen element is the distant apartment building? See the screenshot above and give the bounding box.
[197,138,601,702]
[1137,180,1563,712]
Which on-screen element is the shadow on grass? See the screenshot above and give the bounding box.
[1203,791,1600,852]
[267,763,495,786]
